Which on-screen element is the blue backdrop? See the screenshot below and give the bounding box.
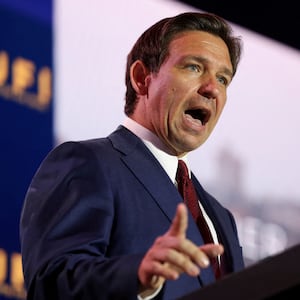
[0,1,52,299]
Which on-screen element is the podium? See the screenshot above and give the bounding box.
[178,244,300,300]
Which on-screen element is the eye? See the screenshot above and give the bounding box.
[186,64,201,72]
[217,75,229,86]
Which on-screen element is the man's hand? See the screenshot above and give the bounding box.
[138,203,224,294]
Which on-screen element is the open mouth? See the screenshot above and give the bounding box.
[185,108,211,125]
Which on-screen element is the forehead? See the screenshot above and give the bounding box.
[168,30,232,68]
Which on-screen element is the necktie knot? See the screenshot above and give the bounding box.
[176,160,199,221]
[176,159,189,179]
[176,159,190,195]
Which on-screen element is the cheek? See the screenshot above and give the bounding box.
[165,91,182,119]
[216,97,227,115]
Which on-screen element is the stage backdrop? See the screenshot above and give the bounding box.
[0,0,52,299]
[54,0,300,266]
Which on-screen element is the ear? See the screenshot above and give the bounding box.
[130,60,150,95]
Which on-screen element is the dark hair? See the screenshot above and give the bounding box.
[124,12,243,116]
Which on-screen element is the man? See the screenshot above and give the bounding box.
[20,12,245,299]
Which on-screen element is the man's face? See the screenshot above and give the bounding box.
[134,30,233,156]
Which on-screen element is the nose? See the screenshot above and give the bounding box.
[197,76,220,100]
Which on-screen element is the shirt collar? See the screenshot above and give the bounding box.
[123,117,191,183]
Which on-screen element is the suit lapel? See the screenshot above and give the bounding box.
[109,126,179,221]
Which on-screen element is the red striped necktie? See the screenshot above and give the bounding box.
[176,159,221,279]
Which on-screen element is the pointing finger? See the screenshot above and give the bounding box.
[168,203,188,238]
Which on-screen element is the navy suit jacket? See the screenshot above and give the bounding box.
[20,125,244,299]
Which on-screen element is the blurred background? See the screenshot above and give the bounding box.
[1,0,299,299]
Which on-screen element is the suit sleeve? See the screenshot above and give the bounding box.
[20,141,145,300]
